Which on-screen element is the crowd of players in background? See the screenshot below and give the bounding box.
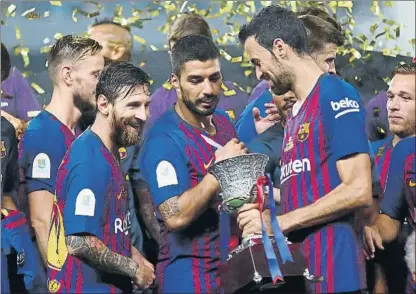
[1,4,415,294]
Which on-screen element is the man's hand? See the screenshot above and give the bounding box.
[253,107,277,135]
[363,225,384,260]
[214,138,247,163]
[237,204,263,237]
[264,103,281,122]
[131,249,155,289]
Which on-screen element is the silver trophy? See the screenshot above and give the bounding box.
[208,153,269,214]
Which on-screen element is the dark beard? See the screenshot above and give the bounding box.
[112,112,142,147]
[180,85,219,117]
[270,56,294,96]
[74,92,95,113]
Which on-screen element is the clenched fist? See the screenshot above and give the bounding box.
[214,138,248,163]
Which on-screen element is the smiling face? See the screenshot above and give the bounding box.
[387,73,416,139]
[244,36,295,96]
[171,58,222,116]
[110,85,151,147]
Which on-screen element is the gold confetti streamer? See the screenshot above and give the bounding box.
[219,49,232,61]
[54,33,63,40]
[50,1,62,6]
[21,8,36,17]
[14,47,30,68]
[244,70,252,77]
[15,27,22,40]
[72,1,103,23]
[134,35,146,45]
[44,11,50,18]
[31,83,45,94]
[338,1,353,13]
[231,56,243,63]
[40,46,51,54]
[410,39,416,48]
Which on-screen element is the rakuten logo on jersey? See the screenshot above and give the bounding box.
[330,97,360,119]
[280,158,311,184]
[114,211,131,235]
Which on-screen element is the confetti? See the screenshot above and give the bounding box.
[21,8,36,17]
[15,26,22,40]
[134,35,146,45]
[43,38,50,44]
[40,46,51,54]
[31,83,45,94]
[150,45,158,51]
[50,1,62,6]
[14,47,30,68]
[338,1,353,13]
[54,33,63,40]
[6,4,17,17]
[44,11,50,18]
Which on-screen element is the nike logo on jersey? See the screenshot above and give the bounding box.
[204,158,214,170]
[331,97,360,119]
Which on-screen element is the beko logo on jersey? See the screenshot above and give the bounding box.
[330,97,360,119]
[280,158,311,184]
[114,211,132,235]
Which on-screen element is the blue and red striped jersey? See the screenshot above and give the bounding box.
[1,209,37,293]
[380,136,416,228]
[139,109,236,293]
[280,74,369,293]
[47,129,131,293]
[373,137,394,192]
[18,110,78,194]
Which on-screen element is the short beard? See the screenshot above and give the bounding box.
[73,82,95,113]
[180,85,218,117]
[269,55,295,96]
[112,111,141,147]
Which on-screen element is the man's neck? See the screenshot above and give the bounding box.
[392,135,401,147]
[174,102,214,133]
[45,87,81,134]
[90,115,118,158]
[291,57,324,102]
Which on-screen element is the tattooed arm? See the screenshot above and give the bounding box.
[158,173,220,231]
[134,188,161,246]
[66,235,155,288]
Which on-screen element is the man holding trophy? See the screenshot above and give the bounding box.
[237,5,372,294]
[139,35,248,293]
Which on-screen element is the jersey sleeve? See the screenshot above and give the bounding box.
[127,145,148,190]
[379,148,408,221]
[139,134,189,207]
[19,132,65,194]
[62,163,111,239]
[320,81,369,161]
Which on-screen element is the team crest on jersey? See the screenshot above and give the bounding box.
[1,140,6,158]
[297,123,310,142]
[409,179,416,188]
[284,137,294,152]
[48,279,61,293]
[118,147,127,160]
[226,110,236,120]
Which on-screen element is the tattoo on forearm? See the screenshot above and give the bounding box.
[66,235,137,279]
[137,189,161,246]
[158,197,180,220]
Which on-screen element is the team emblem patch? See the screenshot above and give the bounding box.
[297,123,310,142]
[48,279,61,293]
[284,137,294,152]
[409,179,416,188]
[16,251,25,266]
[75,189,96,216]
[225,110,236,120]
[117,184,128,199]
[1,140,6,158]
[119,147,127,160]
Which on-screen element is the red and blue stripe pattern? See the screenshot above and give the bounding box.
[281,80,366,293]
[374,139,394,192]
[157,111,236,294]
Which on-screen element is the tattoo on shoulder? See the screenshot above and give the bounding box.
[158,197,180,220]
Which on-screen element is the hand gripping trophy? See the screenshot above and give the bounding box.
[208,154,311,293]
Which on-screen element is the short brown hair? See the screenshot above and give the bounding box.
[168,13,212,48]
[392,62,416,76]
[297,7,341,32]
[299,15,345,53]
[47,35,101,83]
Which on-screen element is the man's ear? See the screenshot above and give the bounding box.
[272,38,288,60]
[170,73,180,89]
[61,64,73,86]
[111,45,125,61]
[96,94,110,116]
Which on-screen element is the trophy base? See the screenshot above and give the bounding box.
[220,242,317,294]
